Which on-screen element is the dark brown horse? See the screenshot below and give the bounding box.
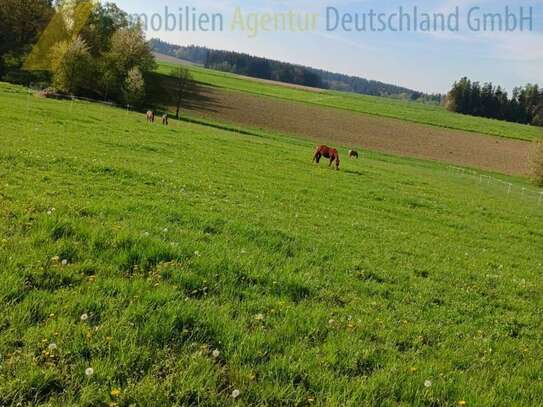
[349,150,359,159]
[313,145,340,170]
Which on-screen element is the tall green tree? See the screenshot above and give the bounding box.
[50,35,91,94]
[0,0,54,77]
[123,66,145,108]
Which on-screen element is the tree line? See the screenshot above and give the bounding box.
[150,39,442,104]
[0,0,156,108]
[446,78,543,127]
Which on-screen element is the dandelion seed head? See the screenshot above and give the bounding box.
[61,259,68,266]
[212,349,220,358]
[85,367,94,377]
[80,313,89,321]
[48,343,57,351]
[424,380,432,388]
[231,389,240,399]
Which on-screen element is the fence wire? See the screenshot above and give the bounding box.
[448,166,543,206]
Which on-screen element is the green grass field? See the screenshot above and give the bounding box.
[156,61,543,142]
[1,81,543,406]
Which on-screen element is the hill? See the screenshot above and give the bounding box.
[1,81,543,405]
[153,60,543,143]
[150,39,441,103]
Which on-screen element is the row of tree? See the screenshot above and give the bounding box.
[446,78,543,127]
[150,39,442,103]
[0,1,156,107]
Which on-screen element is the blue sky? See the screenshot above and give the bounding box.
[111,0,542,94]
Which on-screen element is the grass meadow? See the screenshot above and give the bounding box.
[1,82,543,406]
[155,61,543,143]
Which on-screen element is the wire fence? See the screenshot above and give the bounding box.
[448,166,543,206]
[23,85,543,208]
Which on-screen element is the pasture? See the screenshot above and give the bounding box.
[1,82,543,406]
[155,60,543,142]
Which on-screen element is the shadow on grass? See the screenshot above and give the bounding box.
[146,72,225,114]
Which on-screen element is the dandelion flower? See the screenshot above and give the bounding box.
[80,313,89,322]
[163,228,169,233]
[328,319,335,325]
[231,389,240,399]
[51,256,60,263]
[458,402,466,406]
[254,313,264,321]
[424,380,432,388]
[410,367,417,373]
[48,343,57,351]
[85,367,94,377]
[61,259,68,266]
[110,388,122,397]
[212,349,220,358]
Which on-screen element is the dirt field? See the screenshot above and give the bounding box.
[183,87,535,176]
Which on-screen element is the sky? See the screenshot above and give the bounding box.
[111,0,543,94]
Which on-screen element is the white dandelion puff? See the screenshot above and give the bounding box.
[424,380,432,388]
[48,343,57,351]
[231,389,240,399]
[61,259,68,266]
[80,313,89,322]
[212,349,220,358]
[85,367,94,377]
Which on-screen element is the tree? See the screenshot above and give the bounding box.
[50,35,91,94]
[107,26,155,77]
[79,2,128,56]
[170,66,193,119]
[0,0,54,77]
[123,66,145,108]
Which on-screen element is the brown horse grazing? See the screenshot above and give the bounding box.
[162,114,169,126]
[349,150,359,159]
[146,111,155,123]
[313,145,340,170]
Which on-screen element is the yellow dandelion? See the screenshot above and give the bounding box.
[110,388,122,397]
[458,401,467,406]
[410,367,417,373]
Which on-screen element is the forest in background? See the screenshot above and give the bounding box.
[150,39,443,104]
[446,78,543,127]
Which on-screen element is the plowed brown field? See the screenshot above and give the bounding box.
[183,87,535,176]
